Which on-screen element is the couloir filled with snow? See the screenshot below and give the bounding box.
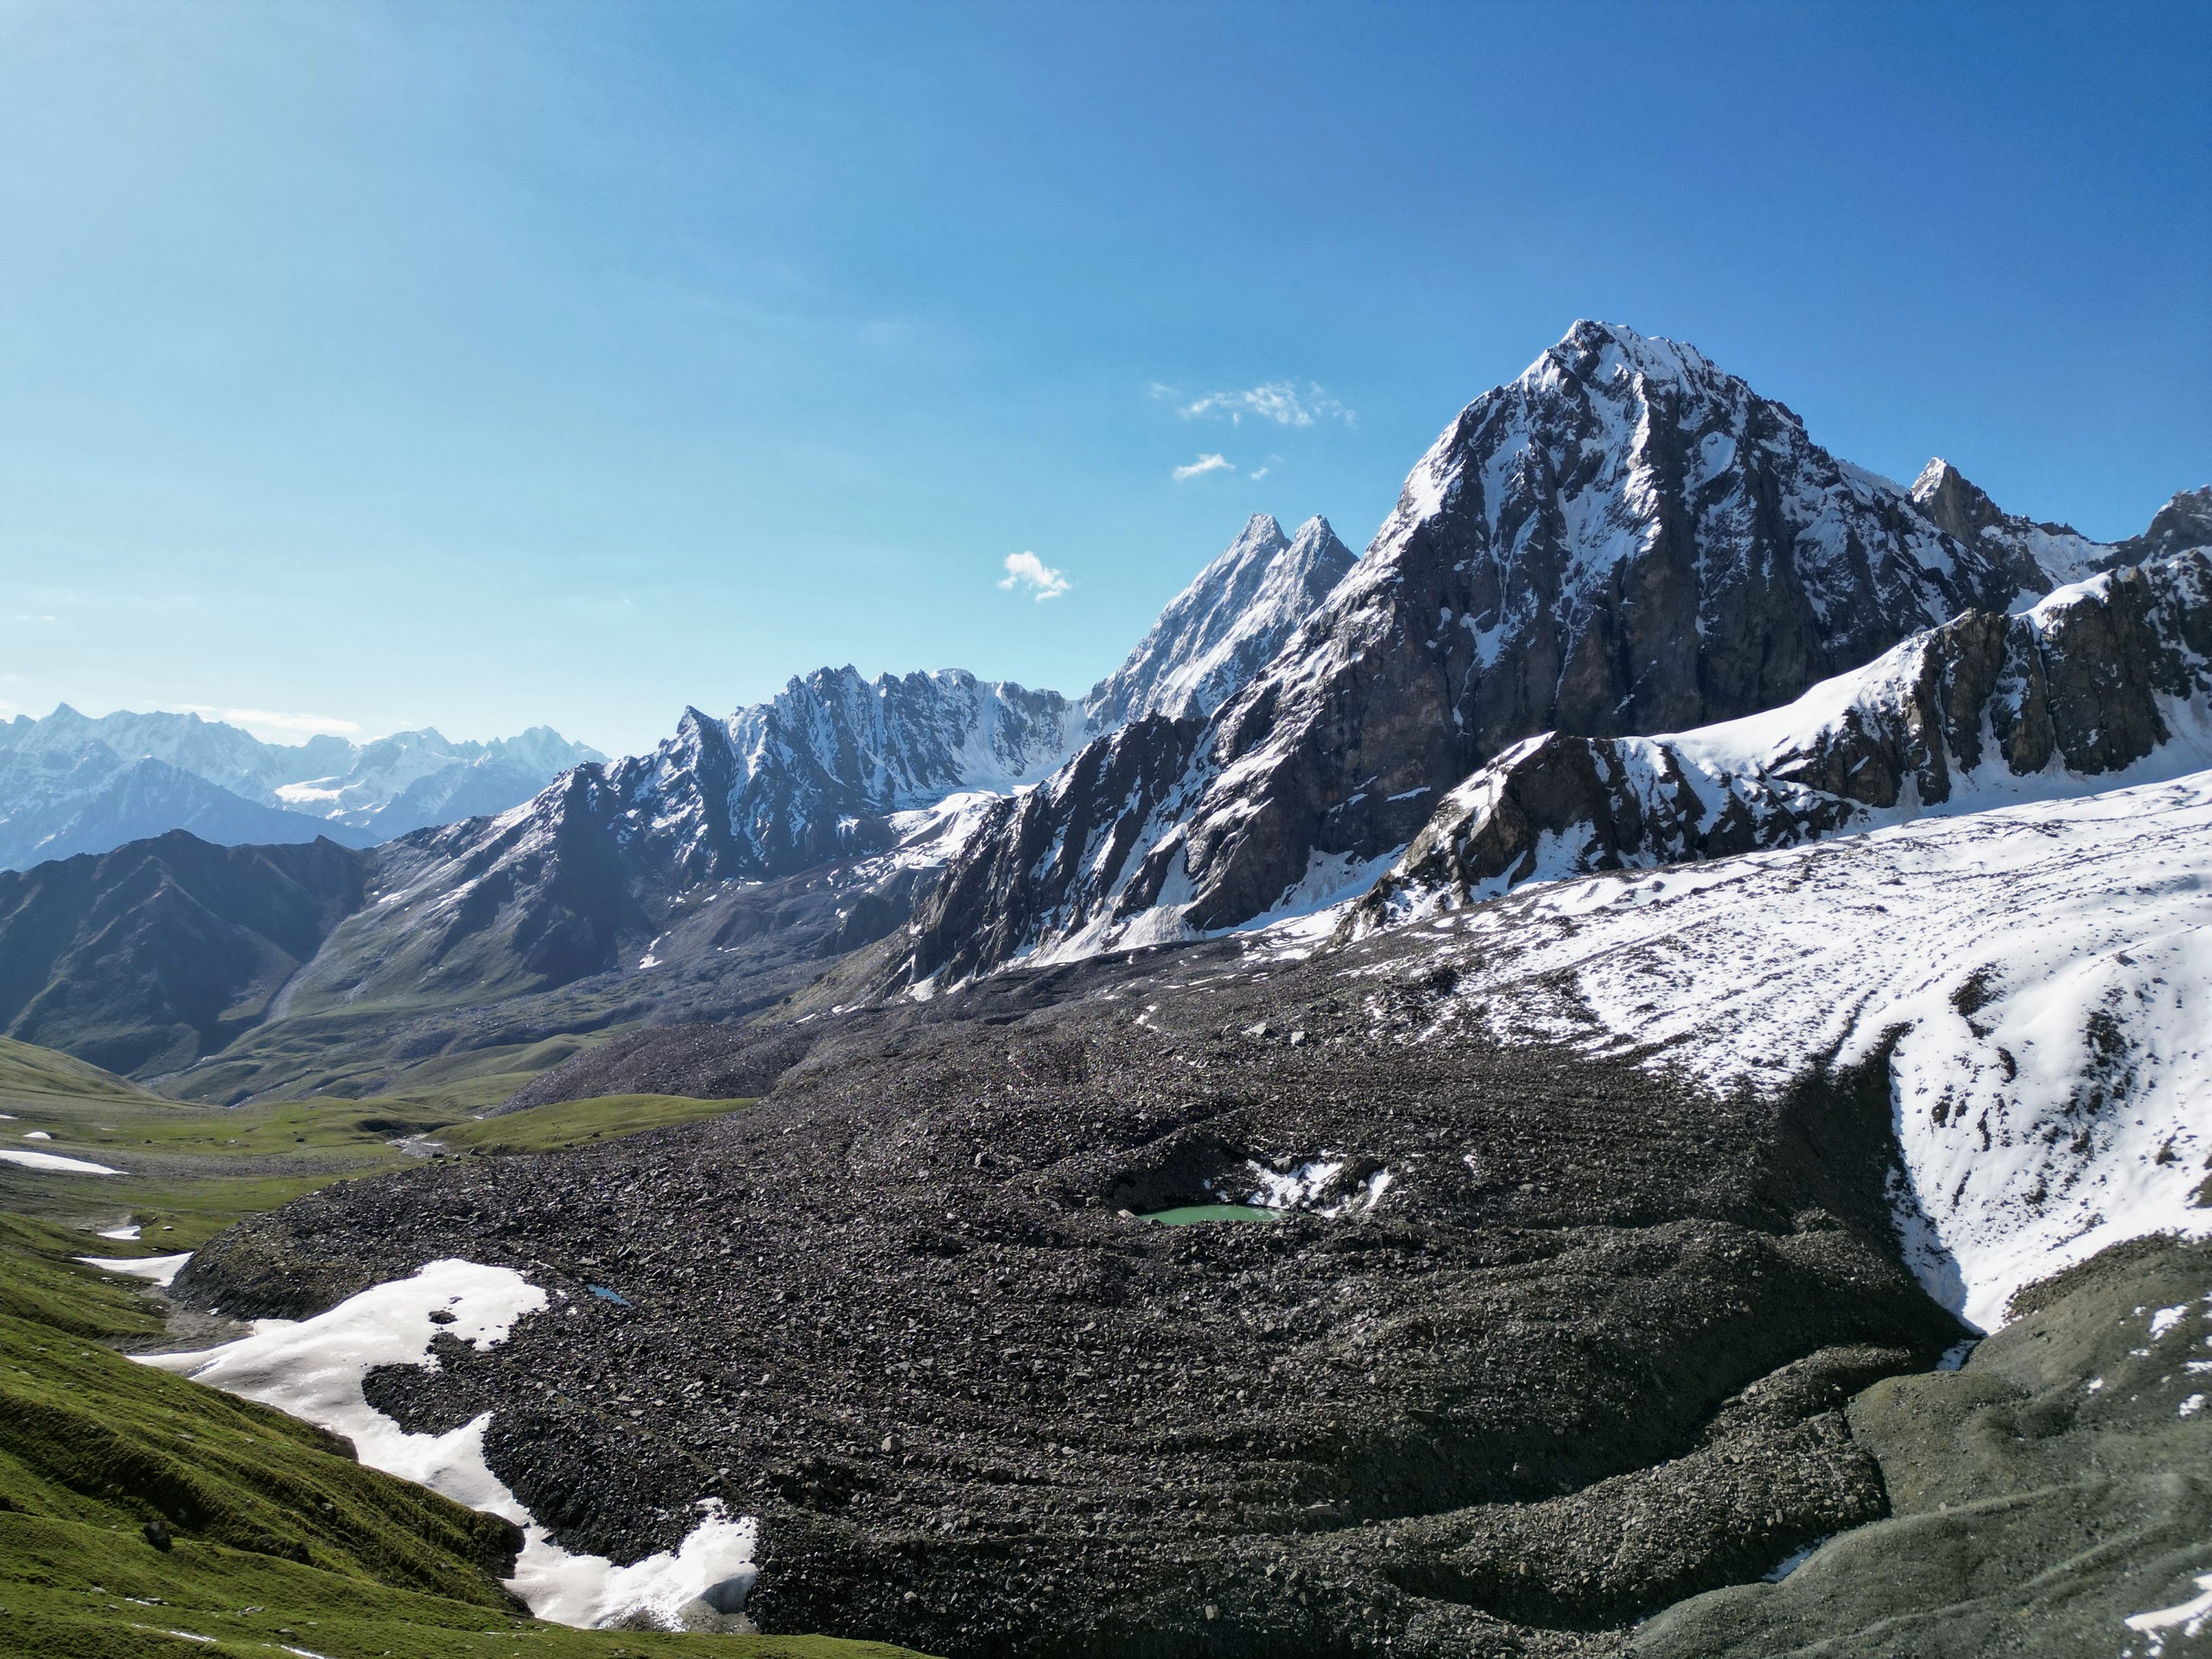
[1336,771,2212,1332]
[140,1259,757,1630]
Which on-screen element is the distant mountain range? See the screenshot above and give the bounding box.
[0,708,605,870]
[0,319,2202,1099]
[0,507,1357,1078]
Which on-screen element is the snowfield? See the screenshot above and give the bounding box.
[141,1259,757,1629]
[1338,770,2212,1332]
[0,1147,121,1175]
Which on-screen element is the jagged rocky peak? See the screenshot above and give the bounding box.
[571,665,1084,887]
[902,318,2063,984]
[732,665,1076,804]
[1344,545,2212,938]
[1908,456,2112,593]
[2120,485,2212,562]
[1908,457,2015,540]
[346,664,1085,991]
[1082,511,1356,734]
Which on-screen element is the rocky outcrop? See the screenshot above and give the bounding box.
[1345,548,2212,932]
[905,321,2069,982]
[2113,483,2212,563]
[1905,457,2112,594]
[1081,513,1356,734]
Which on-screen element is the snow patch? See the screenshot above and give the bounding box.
[0,1147,121,1175]
[137,1260,758,1629]
[2151,1304,2195,1340]
[2126,1569,2212,1654]
[77,1251,192,1287]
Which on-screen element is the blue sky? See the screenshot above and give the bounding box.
[0,2,2204,755]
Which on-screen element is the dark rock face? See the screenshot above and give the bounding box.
[0,832,370,1077]
[1905,457,2113,593]
[182,931,1961,1657]
[905,715,1212,986]
[906,321,2048,982]
[1347,548,2212,930]
[2113,483,2212,563]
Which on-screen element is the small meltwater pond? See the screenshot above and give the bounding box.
[1139,1205,1286,1226]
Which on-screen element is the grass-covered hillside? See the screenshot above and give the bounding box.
[0,1039,907,1658]
[0,1034,747,1248]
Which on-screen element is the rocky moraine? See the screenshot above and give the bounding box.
[181,925,1964,1658]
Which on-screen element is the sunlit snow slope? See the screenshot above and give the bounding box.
[1343,773,2212,1332]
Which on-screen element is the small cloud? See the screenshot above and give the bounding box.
[1173,453,1234,481]
[178,705,365,741]
[1179,381,1353,428]
[998,550,1071,602]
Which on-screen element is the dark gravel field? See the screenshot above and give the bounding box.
[180,933,1965,1657]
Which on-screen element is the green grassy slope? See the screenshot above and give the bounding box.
[0,1044,929,1659]
[0,1031,747,1249]
[0,1037,156,1109]
[433,1095,753,1156]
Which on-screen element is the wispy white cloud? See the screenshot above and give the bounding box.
[1177,381,1353,428]
[998,550,1071,601]
[178,705,364,741]
[1249,453,1282,481]
[1172,453,1234,481]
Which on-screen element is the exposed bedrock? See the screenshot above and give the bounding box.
[1347,547,2212,931]
[181,938,1962,1656]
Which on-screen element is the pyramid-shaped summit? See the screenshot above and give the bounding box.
[905,318,2070,983]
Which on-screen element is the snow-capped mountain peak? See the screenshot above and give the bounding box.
[1907,455,2113,594]
[903,318,2065,984]
[1344,546,2212,935]
[0,706,605,870]
[1082,511,1355,734]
